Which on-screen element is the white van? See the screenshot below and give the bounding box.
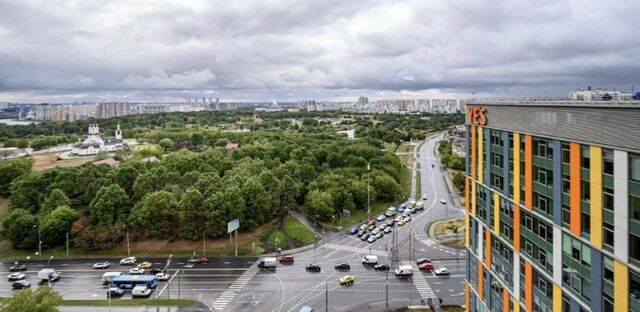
[102,272,122,284]
[131,285,152,297]
[362,255,378,265]
[395,265,414,277]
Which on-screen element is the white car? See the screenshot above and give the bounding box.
[422,194,427,200]
[156,272,169,281]
[440,199,447,205]
[434,267,450,276]
[120,257,137,265]
[7,273,26,281]
[372,228,381,235]
[93,261,110,269]
[129,268,145,275]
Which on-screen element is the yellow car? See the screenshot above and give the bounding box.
[397,219,406,226]
[137,261,152,269]
[339,275,354,286]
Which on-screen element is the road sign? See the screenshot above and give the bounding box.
[227,219,239,233]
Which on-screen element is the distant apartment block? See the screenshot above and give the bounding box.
[96,101,130,119]
[34,103,96,121]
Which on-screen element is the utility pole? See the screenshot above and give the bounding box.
[123,224,130,257]
[234,229,238,256]
[367,162,371,221]
[325,281,329,312]
[409,226,413,261]
[178,269,181,300]
[385,270,389,307]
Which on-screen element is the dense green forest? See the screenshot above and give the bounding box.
[0,130,403,251]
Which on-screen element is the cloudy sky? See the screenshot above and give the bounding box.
[1,0,639,102]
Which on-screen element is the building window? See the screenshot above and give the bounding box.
[581,147,590,169]
[631,154,640,182]
[604,189,614,212]
[631,194,640,221]
[581,212,590,237]
[562,143,570,164]
[631,234,640,263]
[604,222,614,249]
[581,180,590,201]
[603,149,614,175]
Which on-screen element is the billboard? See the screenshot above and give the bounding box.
[227,219,239,233]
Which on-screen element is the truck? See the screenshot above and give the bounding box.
[257,257,277,269]
[362,255,378,265]
[37,269,60,282]
[395,265,414,277]
[415,201,424,210]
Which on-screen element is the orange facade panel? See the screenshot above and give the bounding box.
[466,282,471,312]
[569,142,581,236]
[465,177,470,212]
[478,261,484,299]
[525,261,533,312]
[502,287,510,312]
[471,126,477,179]
[524,135,533,210]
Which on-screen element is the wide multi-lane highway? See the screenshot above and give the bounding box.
[0,133,465,312]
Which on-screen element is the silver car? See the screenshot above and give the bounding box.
[367,236,377,243]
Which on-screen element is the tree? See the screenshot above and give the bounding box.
[159,138,174,152]
[89,184,129,226]
[304,190,335,221]
[0,284,62,312]
[241,178,270,228]
[279,175,300,229]
[222,186,245,228]
[128,191,178,238]
[9,172,41,213]
[177,188,205,240]
[41,189,70,214]
[0,157,32,197]
[132,172,161,200]
[39,206,79,248]
[203,192,226,237]
[0,209,38,249]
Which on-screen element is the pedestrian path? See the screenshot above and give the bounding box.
[408,263,436,300]
[211,266,259,311]
[322,242,388,256]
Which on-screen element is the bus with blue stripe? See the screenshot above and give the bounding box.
[111,275,158,290]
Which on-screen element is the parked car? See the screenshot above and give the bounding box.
[422,194,427,200]
[397,219,406,226]
[306,264,321,272]
[350,227,359,235]
[335,262,350,271]
[7,273,25,281]
[129,268,145,275]
[419,262,433,271]
[416,258,432,265]
[156,273,169,281]
[383,227,392,234]
[384,211,394,217]
[12,280,31,289]
[372,228,381,235]
[137,261,153,269]
[376,232,384,239]
[367,220,376,226]
[379,224,387,230]
[386,220,395,226]
[374,264,390,271]
[339,275,354,286]
[367,235,377,243]
[356,230,366,237]
[404,216,412,222]
[367,225,375,231]
[278,255,294,264]
[440,199,447,205]
[108,287,125,297]
[119,257,137,265]
[9,263,26,272]
[394,216,403,223]
[434,267,450,276]
[376,215,386,222]
[359,224,369,231]
[361,233,371,241]
[93,261,110,269]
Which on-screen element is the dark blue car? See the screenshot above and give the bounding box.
[350,227,359,235]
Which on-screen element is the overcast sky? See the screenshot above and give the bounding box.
[1,0,639,102]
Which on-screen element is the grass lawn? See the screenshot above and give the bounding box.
[400,167,412,199]
[265,228,286,251]
[283,215,315,245]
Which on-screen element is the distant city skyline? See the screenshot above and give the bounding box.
[1,1,639,102]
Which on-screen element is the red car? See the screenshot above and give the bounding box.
[195,256,209,264]
[367,220,376,226]
[418,262,433,271]
[278,255,294,264]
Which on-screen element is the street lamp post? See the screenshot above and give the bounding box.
[367,162,371,221]
[123,224,130,257]
[33,224,41,257]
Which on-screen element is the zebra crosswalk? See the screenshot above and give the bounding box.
[322,242,388,256]
[409,264,436,300]
[211,266,259,311]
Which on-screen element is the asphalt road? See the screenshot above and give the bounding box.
[0,256,256,310]
[224,133,467,312]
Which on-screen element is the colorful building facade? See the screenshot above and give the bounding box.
[464,101,640,312]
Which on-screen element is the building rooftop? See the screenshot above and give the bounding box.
[468,99,640,108]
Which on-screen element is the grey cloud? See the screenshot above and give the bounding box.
[0,0,639,102]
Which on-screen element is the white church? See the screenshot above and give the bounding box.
[72,116,127,156]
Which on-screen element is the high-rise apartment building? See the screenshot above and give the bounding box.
[464,100,640,312]
[96,101,129,119]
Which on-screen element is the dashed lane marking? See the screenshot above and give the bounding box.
[322,243,387,257]
[210,266,259,311]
